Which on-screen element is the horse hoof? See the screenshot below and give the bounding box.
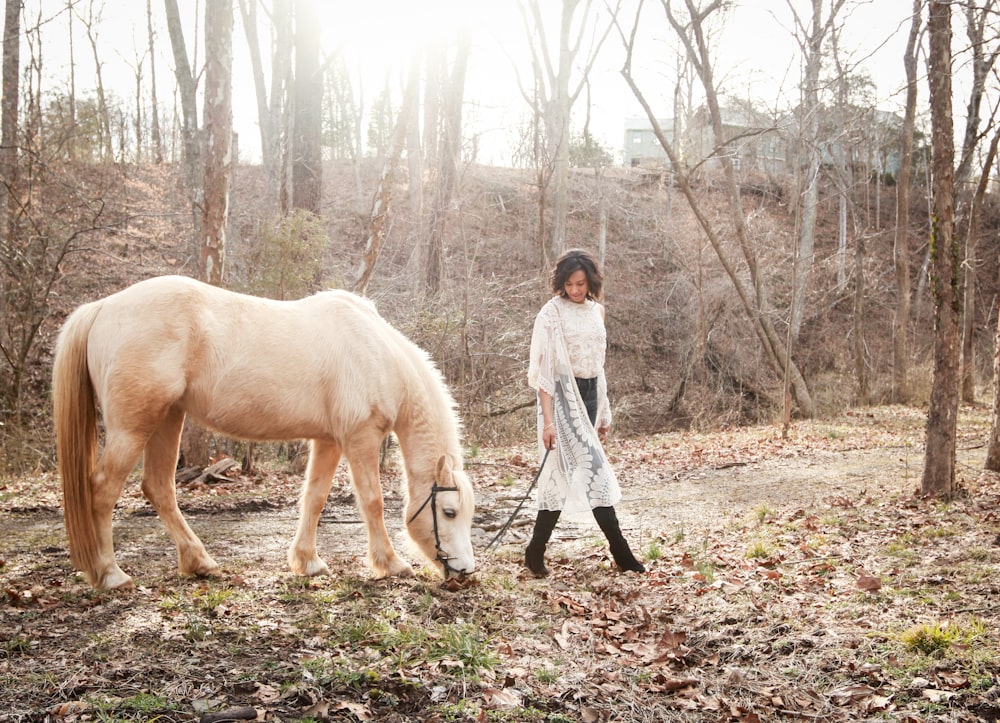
[180,559,222,578]
[388,560,415,578]
[301,559,331,577]
[288,550,330,577]
[93,568,134,590]
[370,558,414,579]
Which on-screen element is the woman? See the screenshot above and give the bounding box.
[525,248,645,576]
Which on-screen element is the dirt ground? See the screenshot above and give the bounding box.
[3,406,1000,722]
[3,411,947,585]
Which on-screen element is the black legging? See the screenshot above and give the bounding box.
[575,376,598,425]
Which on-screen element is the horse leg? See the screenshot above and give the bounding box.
[140,407,220,579]
[344,432,414,579]
[287,439,341,576]
[87,431,148,589]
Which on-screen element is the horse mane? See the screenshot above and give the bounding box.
[389,320,464,464]
[320,289,464,459]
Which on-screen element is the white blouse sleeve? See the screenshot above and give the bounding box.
[527,302,557,397]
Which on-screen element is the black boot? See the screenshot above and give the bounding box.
[525,510,561,577]
[593,506,646,573]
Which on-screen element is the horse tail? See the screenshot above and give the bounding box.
[52,302,102,574]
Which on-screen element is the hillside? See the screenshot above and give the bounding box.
[10,156,998,470]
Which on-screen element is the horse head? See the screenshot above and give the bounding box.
[406,454,476,579]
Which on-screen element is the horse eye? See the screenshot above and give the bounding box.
[443,508,457,519]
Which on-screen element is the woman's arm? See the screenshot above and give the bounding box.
[539,389,556,449]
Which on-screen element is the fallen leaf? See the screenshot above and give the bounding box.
[922,689,957,703]
[335,699,372,720]
[483,687,522,709]
[857,573,882,591]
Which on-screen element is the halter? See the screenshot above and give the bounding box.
[408,482,464,577]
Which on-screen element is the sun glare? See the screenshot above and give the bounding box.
[322,0,471,81]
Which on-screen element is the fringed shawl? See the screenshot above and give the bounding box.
[528,299,621,516]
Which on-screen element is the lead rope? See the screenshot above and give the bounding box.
[484,447,551,553]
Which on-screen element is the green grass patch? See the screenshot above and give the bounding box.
[898,619,985,657]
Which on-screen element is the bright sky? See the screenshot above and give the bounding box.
[38,0,930,167]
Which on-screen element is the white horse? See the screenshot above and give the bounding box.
[52,275,476,590]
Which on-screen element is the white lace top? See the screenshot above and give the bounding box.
[528,295,612,428]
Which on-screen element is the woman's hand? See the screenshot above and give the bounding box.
[597,424,610,441]
[543,424,556,450]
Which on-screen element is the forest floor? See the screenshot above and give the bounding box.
[2,404,1000,722]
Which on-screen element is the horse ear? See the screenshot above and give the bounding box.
[435,455,451,482]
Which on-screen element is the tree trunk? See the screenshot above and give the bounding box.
[892,0,921,405]
[836,190,847,291]
[1,0,19,243]
[146,0,162,163]
[406,50,424,216]
[0,0,20,408]
[79,4,112,160]
[237,0,272,175]
[425,31,469,296]
[270,0,292,214]
[548,0,576,261]
[67,0,75,161]
[976,129,1000,470]
[989,304,1000,469]
[199,0,233,285]
[291,0,322,214]
[164,0,200,186]
[789,0,847,341]
[960,260,976,402]
[922,0,959,498]
[854,234,868,404]
[423,47,441,176]
[353,61,418,296]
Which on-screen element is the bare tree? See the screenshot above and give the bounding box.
[419,45,442,213]
[786,0,847,341]
[516,0,614,265]
[955,0,1000,403]
[618,0,814,417]
[404,52,427,217]
[271,0,292,214]
[984,130,1000,471]
[146,0,163,164]
[164,0,200,184]
[0,0,20,410]
[424,28,470,296]
[1,0,18,245]
[892,0,921,405]
[353,60,419,296]
[200,0,233,284]
[237,0,273,179]
[76,0,113,160]
[324,52,363,202]
[66,0,76,161]
[922,0,959,498]
[291,0,322,214]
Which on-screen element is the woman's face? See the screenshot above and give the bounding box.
[563,269,589,303]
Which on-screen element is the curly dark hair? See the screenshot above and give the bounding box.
[550,248,603,300]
